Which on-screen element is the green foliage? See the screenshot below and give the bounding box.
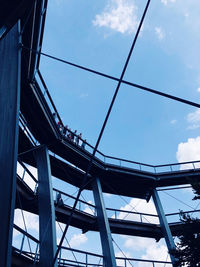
[173,180,200,266]
[190,179,200,200]
[173,212,200,266]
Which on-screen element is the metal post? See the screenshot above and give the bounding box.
[0,22,21,267]
[152,189,177,266]
[36,146,58,267]
[20,234,25,254]
[92,177,117,267]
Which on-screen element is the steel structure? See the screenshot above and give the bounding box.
[0,0,200,266]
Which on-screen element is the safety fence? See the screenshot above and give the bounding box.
[13,224,172,266]
[16,162,200,226]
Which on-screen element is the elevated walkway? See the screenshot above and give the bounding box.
[16,174,200,240]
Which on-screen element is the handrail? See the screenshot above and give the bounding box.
[34,72,200,172]
[19,113,37,146]
[13,224,172,266]
[13,224,39,243]
[23,72,200,174]
[18,159,38,183]
[17,163,200,226]
[166,209,200,217]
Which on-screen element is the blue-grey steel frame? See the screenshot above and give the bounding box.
[36,146,58,267]
[92,177,117,267]
[152,189,177,266]
[0,22,21,267]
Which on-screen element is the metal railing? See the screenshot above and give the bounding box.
[13,224,172,266]
[17,159,38,193]
[16,167,200,226]
[33,71,200,175]
[19,112,38,146]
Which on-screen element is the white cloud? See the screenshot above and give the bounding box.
[155,27,165,40]
[83,200,95,215]
[124,236,154,251]
[187,124,200,130]
[79,93,88,98]
[140,243,168,265]
[170,119,177,124]
[116,198,158,224]
[115,251,132,267]
[69,233,88,247]
[14,209,39,237]
[197,87,200,93]
[187,109,200,124]
[186,109,200,130]
[161,0,176,5]
[176,136,200,169]
[123,236,168,265]
[17,162,38,191]
[93,0,139,34]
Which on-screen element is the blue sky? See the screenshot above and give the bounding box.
[39,0,200,166]
[14,0,200,265]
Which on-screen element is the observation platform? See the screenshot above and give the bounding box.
[1,1,200,266]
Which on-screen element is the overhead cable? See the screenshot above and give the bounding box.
[21,47,200,109]
[52,0,152,264]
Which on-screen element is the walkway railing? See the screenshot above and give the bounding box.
[53,189,200,225]
[13,224,172,266]
[34,71,200,175]
[16,166,200,226]
[17,159,38,193]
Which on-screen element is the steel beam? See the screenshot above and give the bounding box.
[36,146,57,267]
[92,177,116,267]
[152,189,177,266]
[0,22,21,267]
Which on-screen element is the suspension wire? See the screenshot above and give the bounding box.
[21,49,200,110]
[80,193,95,215]
[52,0,152,264]
[190,201,200,216]
[112,238,134,267]
[121,201,142,221]
[97,256,102,267]
[157,185,192,191]
[16,189,32,254]
[164,252,169,267]
[162,191,195,210]
[57,222,80,266]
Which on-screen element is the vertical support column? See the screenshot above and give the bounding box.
[92,177,116,267]
[152,189,177,266]
[36,146,58,267]
[0,22,21,267]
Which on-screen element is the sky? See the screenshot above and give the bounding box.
[14,0,200,265]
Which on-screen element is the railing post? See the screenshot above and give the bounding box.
[59,248,61,265]
[34,243,39,264]
[86,253,88,267]
[20,234,25,254]
[92,177,117,267]
[79,201,81,211]
[36,146,58,267]
[22,168,26,181]
[152,189,177,266]
[0,21,21,267]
